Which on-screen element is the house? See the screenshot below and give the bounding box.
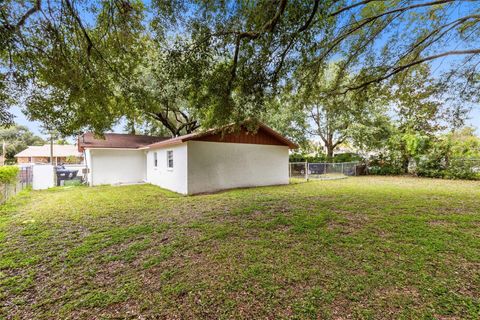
[78,124,297,194]
[15,144,84,165]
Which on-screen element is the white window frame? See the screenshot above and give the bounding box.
[166,150,174,170]
[153,152,158,168]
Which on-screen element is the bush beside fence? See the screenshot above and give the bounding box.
[367,155,480,180]
[289,156,480,181]
[0,166,19,184]
[0,166,32,204]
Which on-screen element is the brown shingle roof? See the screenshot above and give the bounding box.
[78,133,169,151]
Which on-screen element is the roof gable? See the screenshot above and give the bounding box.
[147,123,298,149]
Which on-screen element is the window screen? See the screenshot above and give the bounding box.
[153,152,158,167]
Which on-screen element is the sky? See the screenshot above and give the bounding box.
[11,106,44,137]
[10,106,125,143]
[471,108,480,134]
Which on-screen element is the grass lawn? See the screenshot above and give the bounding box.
[1,177,479,319]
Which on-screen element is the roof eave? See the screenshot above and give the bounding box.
[147,140,185,149]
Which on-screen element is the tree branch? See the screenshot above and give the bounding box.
[333,135,348,148]
[398,14,480,62]
[344,49,480,92]
[329,0,378,17]
[298,0,320,33]
[6,0,42,32]
[322,0,456,61]
[271,0,320,82]
[63,0,93,56]
[228,0,288,88]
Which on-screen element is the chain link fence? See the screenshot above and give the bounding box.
[0,166,33,204]
[289,162,361,180]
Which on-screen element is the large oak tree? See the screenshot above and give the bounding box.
[1,1,479,136]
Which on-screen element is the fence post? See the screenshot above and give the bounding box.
[341,163,344,175]
[305,161,309,181]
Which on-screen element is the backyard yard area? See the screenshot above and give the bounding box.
[1,177,479,319]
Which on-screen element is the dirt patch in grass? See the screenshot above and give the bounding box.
[327,211,371,235]
[428,220,456,227]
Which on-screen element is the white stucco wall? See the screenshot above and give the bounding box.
[145,144,188,194]
[186,141,289,194]
[85,149,93,184]
[87,149,146,186]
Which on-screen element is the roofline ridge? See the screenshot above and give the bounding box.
[82,132,170,139]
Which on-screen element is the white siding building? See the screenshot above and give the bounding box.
[79,124,297,194]
[145,144,188,194]
[85,148,147,186]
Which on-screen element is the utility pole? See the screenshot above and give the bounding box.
[50,133,54,165]
[1,140,5,166]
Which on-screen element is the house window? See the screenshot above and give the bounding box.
[167,150,173,169]
[153,152,158,167]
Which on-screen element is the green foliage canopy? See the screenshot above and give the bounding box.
[1,1,479,137]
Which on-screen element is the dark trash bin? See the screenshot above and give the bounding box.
[55,165,79,186]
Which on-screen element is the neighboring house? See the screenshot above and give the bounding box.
[78,124,297,194]
[15,144,84,165]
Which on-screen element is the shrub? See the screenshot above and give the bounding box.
[289,152,363,163]
[368,165,403,175]
[333,153,363,163]
[289,153,327,163]
[0,166,19,184]
[443,159,480,180]
[416,154,446,178]
[367,153,403,175]
[415,141,480,180]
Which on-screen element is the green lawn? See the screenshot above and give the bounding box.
[1,177,479,319]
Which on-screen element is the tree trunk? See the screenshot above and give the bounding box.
[126,119,136,135]
[326,144,334,158]
[149,112,199,137]
[402,155,409,173]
